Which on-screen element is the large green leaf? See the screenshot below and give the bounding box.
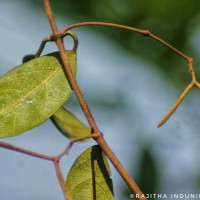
[0,50,76,138]
[51,106,91,139]
[66,145,114,200]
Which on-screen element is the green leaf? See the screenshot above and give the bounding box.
[0,50,76,138]
[22,54,36,63]
[51,106,91,139]
[66,145,114,200]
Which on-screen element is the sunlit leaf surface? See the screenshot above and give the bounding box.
[0,51,76,138]
[66,145,114,200]
[51,106,91,139]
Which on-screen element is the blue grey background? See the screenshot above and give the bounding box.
[1,1,200,200]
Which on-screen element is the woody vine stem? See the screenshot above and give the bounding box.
[1,0,200,200]
[43,0,147,199]
[44,0,200,198]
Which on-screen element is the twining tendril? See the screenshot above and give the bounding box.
[2,3,199,200]
[63,22,200,127]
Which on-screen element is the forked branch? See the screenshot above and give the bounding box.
[0,141,73,199]
[63,21,200,127]
[43,0,147,199]
[1,1,199,200]
[42,0,200,199]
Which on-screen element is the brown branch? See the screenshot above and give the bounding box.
[52,142,74,200]
[63,21,190,62]
[63,21,149,35]
[53,161,69,199]
[157,81,195,127]
[53,141,73,162]
[43,2,99,133]
[63,21,200,127]
[2,1,199,200]
[43,1,147,200]
[148,33,190,62]
[0,141,52,161]
[0,140,73,200]
[96,136,146,199]
[4,17,199,200]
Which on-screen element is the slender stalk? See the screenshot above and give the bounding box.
[0,141,52,161]
[2,2,200,200]
[54,161,69,200]
[43,1,147,199]
[97,136,146,198]
[148,33,190,62]
[63,21,191,62]
[63,21,200,128]
[54,141,73,162]
[195,81,200,90]
[43,1,99,133]
[158,81,195,127]
[35,36,52,57]
[63,21,148,35]
[0,140,73,200]
[43,0,58,32]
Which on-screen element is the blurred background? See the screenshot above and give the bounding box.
[1,0,200,199]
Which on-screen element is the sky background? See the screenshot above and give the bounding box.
[1,1,200,200]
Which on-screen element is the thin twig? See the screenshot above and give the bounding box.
[63,22,190,62]
[51,141,74,200]
[97,136,146,199]
[2,2,199,200]
[157,81,195,127]
[0,141,52,161]
[63,21,200,127]
[54,161,69,200]
[63,21,148,35]
[0,140,72,200]
[53,141,73,162]
[43,2,99,133]
[43,1,147,200]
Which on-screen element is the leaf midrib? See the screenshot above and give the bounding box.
[0,66,61,115]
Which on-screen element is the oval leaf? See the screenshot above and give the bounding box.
[0,50,76,138]
[51,106,91,139]
[66,145,114,200]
